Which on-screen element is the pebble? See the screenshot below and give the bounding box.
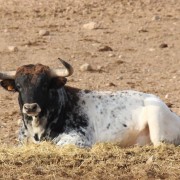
[8,46,18,52]
[4,29,8,33]
[165,94,169,99]
[159,43,168,48]
[116,76,123,80]
[92,43,101,47]
[39,29,50,36]
[148,48,155,52]
[83,22,98,30]
[0,122,6,128]
[108,53,115,57]
[80,63,92,72]
[106,82,116,87]
[166,102,173,108]
[115,59,125,64]
[97,65,103,71]
[118,55,123,59]
[99,45,113,52]
[68,77,75,82]
[152,15,161,21]
[91,53,97,58]
[138,27,148,33]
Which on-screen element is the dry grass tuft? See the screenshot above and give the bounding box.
[0,143,180,179]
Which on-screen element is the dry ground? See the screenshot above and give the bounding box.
[0,0,180,179]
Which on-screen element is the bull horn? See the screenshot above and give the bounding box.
[0,71,16,80]
[50,58,74,77]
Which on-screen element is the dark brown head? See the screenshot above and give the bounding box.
[0,59,73,117]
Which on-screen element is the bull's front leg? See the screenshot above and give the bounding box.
[53,130,91,147]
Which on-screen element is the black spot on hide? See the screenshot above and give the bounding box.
[123,124,127,127]
[107,123,110,129]
[82,100,86,105]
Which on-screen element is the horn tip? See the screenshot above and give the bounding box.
[58,58,68,67]
[58,58,74,76]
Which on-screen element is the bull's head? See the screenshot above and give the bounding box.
[0,59,73,142]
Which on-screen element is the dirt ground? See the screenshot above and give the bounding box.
[0,0,180,146]
[0,1,180,179]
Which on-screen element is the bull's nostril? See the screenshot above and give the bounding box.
[32,104,37,110]
[24,105,29,110]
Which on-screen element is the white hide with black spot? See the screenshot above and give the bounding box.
[54,90,180,147]
[21,115,48,143]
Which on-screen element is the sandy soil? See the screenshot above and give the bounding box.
[0,0,180,145]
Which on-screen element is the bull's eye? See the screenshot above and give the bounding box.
[16,84,22,91]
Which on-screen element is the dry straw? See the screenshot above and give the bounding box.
[0,142,179,179]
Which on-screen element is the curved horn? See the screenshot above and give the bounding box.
[50,58,74,77]
[0,71,16,80]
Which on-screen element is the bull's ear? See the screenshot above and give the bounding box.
[50,77,67,89]
[0,79,16,92]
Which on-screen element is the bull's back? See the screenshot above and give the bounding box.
[78,90,155,146]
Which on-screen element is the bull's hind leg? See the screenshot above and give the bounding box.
[144,97,180,146]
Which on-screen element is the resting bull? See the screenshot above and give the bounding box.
[0,59,180,147]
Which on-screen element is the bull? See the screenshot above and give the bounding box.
[0,59,180,147]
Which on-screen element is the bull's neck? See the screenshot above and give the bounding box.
[46,86,88,138]
[45,87,69,134]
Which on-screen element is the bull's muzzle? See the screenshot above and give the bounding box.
[23,103,41,116]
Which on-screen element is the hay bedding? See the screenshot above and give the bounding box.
[0,143,179,179]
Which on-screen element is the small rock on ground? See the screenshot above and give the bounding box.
[106,82,116,87]
[8,46,18,52]
[99,45,113,52]
[108,53,115,57]
[97,65,103,71]
[152,15,161,21]
[159,43,168,48]
[83,22,98,30]
[39,29,50,36]
[80,63,92,72]
[115,59,125,64]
